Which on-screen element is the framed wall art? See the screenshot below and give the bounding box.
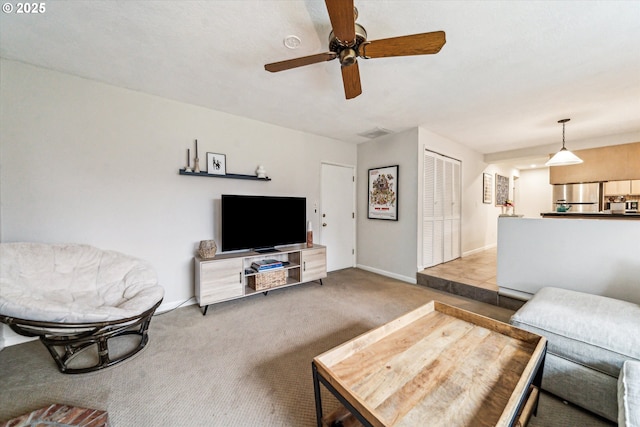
[368,165,398,220]
[482,173,492,204]
[207,152,226,175]
[495,173,509,206]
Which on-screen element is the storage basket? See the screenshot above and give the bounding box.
[248,269,286,291]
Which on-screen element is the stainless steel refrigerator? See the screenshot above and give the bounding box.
[552,183,601,213]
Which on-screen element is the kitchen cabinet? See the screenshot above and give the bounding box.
[604,180,632,196]
[549,141,640,184]
[632,180,640,195]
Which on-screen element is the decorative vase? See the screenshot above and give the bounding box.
[198,240,217,259]
[306,221,313,248]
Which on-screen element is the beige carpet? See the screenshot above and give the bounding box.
[0,268,614,426]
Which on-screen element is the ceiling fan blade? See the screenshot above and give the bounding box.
[325,0,356,45]
[361,31,446,58]
[265,52,337,73]
[341,61,362,99]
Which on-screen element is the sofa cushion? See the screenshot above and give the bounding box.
[510,287,640,377]
[619,360,640,427]
[0,242,164,323]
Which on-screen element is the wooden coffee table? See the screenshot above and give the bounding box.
[312,301,546,427]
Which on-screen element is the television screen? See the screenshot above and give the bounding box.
[221,195,307,252]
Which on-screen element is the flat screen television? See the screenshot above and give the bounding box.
[221,194,307,253]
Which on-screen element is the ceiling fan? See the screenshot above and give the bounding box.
[264,0,446,100]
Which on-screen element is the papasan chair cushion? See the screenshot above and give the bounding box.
[0,242,165,374]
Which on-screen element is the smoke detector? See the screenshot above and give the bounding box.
[283,35,301,49]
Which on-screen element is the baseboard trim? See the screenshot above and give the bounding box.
[462,243,496,257]
[356,264,416,284]
[498,287,532,301]
[157,297,197,314]
[1,325,37,348]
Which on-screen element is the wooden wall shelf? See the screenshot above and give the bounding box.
[179,169,270,181]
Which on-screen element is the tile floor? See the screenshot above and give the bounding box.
[420,247,498,291]
[416,247,525,309]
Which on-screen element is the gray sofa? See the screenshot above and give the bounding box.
[510,287,640,424]
[620,360,640,427]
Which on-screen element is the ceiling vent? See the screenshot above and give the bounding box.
[358,127,393,139]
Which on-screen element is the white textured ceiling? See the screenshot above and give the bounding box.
[1,1,639,159]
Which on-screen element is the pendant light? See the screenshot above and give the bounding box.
[545,118,583,166]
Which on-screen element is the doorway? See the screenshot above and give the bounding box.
[320,163,356,271]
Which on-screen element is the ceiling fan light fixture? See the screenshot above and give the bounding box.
[339,48,357,66]
[545,119,583,167]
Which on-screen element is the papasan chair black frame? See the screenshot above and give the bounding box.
[0,299,162,374]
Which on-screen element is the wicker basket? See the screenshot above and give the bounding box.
[248,269,286,291]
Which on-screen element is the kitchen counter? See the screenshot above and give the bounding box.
[541,212,640,219]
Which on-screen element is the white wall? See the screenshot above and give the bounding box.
[356,129,419,283]
[498,217,640,304]
[0,60,357,345]
[518,168,554,217]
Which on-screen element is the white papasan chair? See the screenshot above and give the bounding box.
[0,242,164,374]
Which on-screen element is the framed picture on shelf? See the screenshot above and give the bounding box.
[368,165,398,220]
[495,173,509,206]
[482,173,492,204]
[207,153,226,175]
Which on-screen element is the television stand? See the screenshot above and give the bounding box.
[194,244,326,315]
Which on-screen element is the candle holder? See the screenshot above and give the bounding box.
[193,139,200,173]
[185,148,192,172]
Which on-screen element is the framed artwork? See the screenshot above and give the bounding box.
[495,173,509,206]
[368,165,398,220]
[207,152,226,175]
[482,173,492,204]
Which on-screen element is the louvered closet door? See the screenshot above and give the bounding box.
[422,150,461,268]
[443,160,454,262]
[449,161,461,261]
[433,156,444,266]
[422,154,435,267]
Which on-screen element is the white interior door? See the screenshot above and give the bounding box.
[320,163,355,271]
